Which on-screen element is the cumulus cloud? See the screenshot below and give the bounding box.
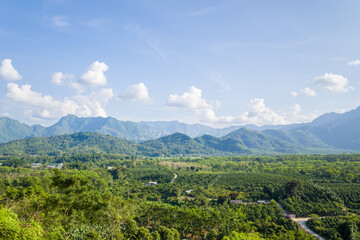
[52,61,109,91]
[314,73,354,92]
[6,83,114,119]
[348,59,360,66]
[236,98,287,125]
[3,60,115,121]
[300,87,316,96]
[167,86,317,126]
[291,87,316,97]
[285,104,317,123]
[222,100,316,126]
[51,72,85,91]
[120,82,152,103]
[51,72,74,85]
[167,86,222,122]
[52,72,64,85]
[0,59,22,81]
[168,86,213,109]
[72,88,114,117]
[79,61,109,87]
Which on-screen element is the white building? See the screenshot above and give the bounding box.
[146,180,158,186]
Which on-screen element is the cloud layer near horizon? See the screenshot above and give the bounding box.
[4,60,115,120]
[7,82,114,120]
[1,59,354,126]
[167,86,317,126]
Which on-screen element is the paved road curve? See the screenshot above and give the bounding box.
[293,218,325,240]
[171,173,177,184]
[277,203,325,240]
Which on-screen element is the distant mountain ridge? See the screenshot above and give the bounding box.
[1,105,360,153]
[0,115,241,144]
[294,106,360,150]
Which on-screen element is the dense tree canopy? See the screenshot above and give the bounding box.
[0,153,359,239]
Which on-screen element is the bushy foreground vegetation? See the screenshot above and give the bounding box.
[0,154,360,239]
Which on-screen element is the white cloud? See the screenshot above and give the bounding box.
[52,16,69,27]
[167,86,221,122]
[167,86,317,126]
[348,59,360,66]
[292,103,301,113]
[120,82,152,103]
[300,87,316,96]
[69,82,86,91]
[4,61,115,121]
[291,87,316,97]
[52,61,109,91]
[0,59,22,81]
[236,98,287,125]
[314,73,354,92]
[6,83,114,119]
[51,72,74,85]
[51,72,85,91]
[222,100,317,126]
[168,86,212,110]
[51,72,64,85]
[7,83,59,109]
[79,61,109,87]
[285,104,317,123]
[72,88,114,117]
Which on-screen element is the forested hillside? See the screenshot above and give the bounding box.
[1,154,360,239]
[0,131,343,156]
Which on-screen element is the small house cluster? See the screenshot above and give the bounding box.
[32,163,42,168]
[46,163,63,169]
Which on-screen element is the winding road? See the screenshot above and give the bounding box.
[293,218,325,240]
[171,173,177,184]
[277,203,325,240]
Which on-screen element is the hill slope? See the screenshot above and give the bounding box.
[292,106,360,150]
[0,132,137,155]
[0,129,343,156]
[0,117,45,143]
[138,133,222,157]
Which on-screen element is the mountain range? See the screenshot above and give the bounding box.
[1,106,360,155]
[0,114,240,143]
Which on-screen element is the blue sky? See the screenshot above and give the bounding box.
[1,0,360,127]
